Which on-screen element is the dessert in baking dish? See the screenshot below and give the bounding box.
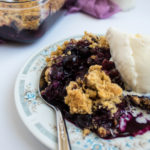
[0,0,65,43]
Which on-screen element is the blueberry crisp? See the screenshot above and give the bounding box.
[41,32,150,139]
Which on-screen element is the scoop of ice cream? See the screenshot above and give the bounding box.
[106,27,150,93]
[111,0,136,11]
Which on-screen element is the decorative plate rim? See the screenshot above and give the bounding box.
[14,34,150,150]
[14,35,83,149]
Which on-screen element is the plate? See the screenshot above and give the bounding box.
[14,35,150,150]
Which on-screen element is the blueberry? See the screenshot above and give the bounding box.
[107,69,119,78]
[97,52,104,58]
[76,115,92,128]
[50,66,63,80]
[79,46,90,55]
[102,59,115,70]
[63,55,78,68]
[52,81,59,88]
[79,65,84,70]
[63,43,78,55]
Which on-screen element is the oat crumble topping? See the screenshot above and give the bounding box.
[82,31,109,48]
[83,128,91,137]
[65,65,123,115]
[0,0,65,31]
[98,127,107,137]
[65,81,92,114]
[46,32,109,66]
[129,96,150,110]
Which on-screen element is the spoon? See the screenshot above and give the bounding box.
[39,67,71,150]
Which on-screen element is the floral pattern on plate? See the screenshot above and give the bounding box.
[15,35,150,150]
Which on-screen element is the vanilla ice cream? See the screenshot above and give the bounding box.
[106,27,150,93]
[111,0,136,11]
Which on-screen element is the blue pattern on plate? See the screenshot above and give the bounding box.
[16,35,150,150]
[19,80,31,116]
[92,144,102,150]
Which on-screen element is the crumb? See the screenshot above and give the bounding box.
[44,67,50,82]
[132,96,141,105]
[91,55,97,59]
[98,127,107,137]
[114,119,118,126]
[83,129,91,136]
[99,36,109,48]
[67,51,71,55]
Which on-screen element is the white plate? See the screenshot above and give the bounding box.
[14,35,150,150]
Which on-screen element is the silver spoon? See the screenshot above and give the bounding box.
[39,67,71,150]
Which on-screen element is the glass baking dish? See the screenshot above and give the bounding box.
[0,0,65,43]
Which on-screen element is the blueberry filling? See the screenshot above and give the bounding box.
[0,11,62,43]
[41,37,150,139]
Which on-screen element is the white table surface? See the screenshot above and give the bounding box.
[0,0,150,149]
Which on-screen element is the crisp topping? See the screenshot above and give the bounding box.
[131,96,141,105]
[83,129,91,136]
[129,96,150,110]
[0,0,65,31]
[98,127,107,137]
[65,65,123,115]
[50,41,70,58]
[82,31,109,48]
[65,82,92,114]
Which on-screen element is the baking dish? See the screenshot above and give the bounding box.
[0,0,65,43]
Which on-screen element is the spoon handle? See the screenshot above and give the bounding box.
[56,108,71,150]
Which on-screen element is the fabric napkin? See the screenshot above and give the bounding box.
[65,0,121,19]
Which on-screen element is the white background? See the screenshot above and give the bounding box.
[0,0,150,149]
